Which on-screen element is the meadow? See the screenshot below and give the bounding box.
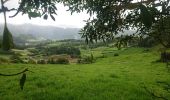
[0,47,170,100]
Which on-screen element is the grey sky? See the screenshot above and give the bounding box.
[0,1,90,28]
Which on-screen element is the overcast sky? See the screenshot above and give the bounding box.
[0,1,90,28]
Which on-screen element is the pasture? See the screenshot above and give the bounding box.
[0,47,170,100]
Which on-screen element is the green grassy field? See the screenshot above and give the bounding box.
[0,47,170,100]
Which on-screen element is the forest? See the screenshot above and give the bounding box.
[0,0,170,100]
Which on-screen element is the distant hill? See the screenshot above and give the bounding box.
[0,23,136,45]
[0,24,81,40]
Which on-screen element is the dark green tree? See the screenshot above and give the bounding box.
[61,0,170,48]
[1,0,14,50]
[150,17,170,48]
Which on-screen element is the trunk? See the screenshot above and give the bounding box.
[1,0,7,27]
[1,0,6,26]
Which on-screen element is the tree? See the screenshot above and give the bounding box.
[150,17,170,48]
[61,0,170,48]
[1,0,169,50]
[0,0,14,50]
[0,0,58,50]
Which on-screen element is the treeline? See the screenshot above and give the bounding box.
[32,45,81,58]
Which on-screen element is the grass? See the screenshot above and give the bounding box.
[0,47,170,100]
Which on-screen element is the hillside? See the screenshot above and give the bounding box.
[0,24,81,40]
[0,47,170,100]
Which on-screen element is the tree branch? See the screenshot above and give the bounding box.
[0,8,17,13]
[0,68,33,76]
[111,0,155,10]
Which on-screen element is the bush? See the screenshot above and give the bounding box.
[114,53,119,56]
[56,57,69,64]
[10,54,24,63]
[39,45,81,57]
[28,58,37,64]
[0,57,9,64]
[160,52,170,62]
[138,37,156,48]
[47,58,55,64]
[47,57,69,64]
[77,54,95,64]
[37,59,46,64]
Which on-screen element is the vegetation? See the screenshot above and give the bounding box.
[0,0,170,100]
[0,57,9,64]
[1,0,170,50]
[78,54,95,64]
[43,45,81,57]
[0,47,170,100]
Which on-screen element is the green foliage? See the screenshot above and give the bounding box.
[114,53,119,57]
[10,0,58,20]
[1,47,170,99]
[47,56,69,64]
[10,54,24,63]
[37,45,81,57]
[2,26,14,51]
[0,57,9,64]
[28,12,41,19]
[61,0,170,47]
[138,36,156,48]
[115,35,133,49]
[28,58,37,64]
[1,0,170,48]
[139,4,152,29]
[0,38,1,48]
[77,54,95,64]
[55,57,69,64]
[37,59,46,64]
[88,42,110,49]
[150,17,170,48]
[160,52,170,62]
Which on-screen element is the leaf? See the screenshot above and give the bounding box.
[43,14,48,20]
[50,14,55,21]
[139,4,152,29]
[20,73,26,90]
[28,12,41,18]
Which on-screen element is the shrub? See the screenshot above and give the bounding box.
[47,58,55,64]
[143,49,150,52]
[28,58,37,64]
[98,54,107,58]
[40,45,81,57]
[138,37,156,48]
[10,54,24,63]
[0,57,9,64]
[56,57,69,64]
[114,53,119,56]
[47,57,69,64]
[97,53,107,58]
[77,54,95,64]
[160,52,170,62]
[37,59,46,64]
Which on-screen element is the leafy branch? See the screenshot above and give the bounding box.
[0,68,33,76]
